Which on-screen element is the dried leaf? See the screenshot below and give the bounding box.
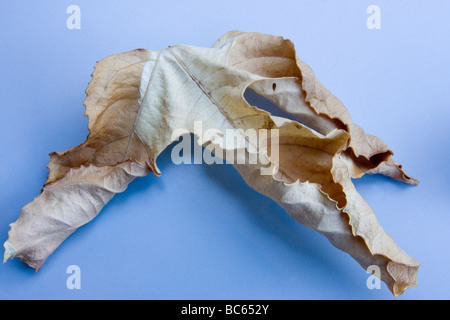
[4,31,419,296]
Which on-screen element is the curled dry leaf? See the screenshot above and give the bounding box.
[4,31,419,296]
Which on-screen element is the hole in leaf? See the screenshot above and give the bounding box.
[243,88,303,123]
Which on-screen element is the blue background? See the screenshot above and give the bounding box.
[1,0,449,300]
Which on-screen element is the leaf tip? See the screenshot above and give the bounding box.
[3,241,16,263]
[387,261,420,297]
